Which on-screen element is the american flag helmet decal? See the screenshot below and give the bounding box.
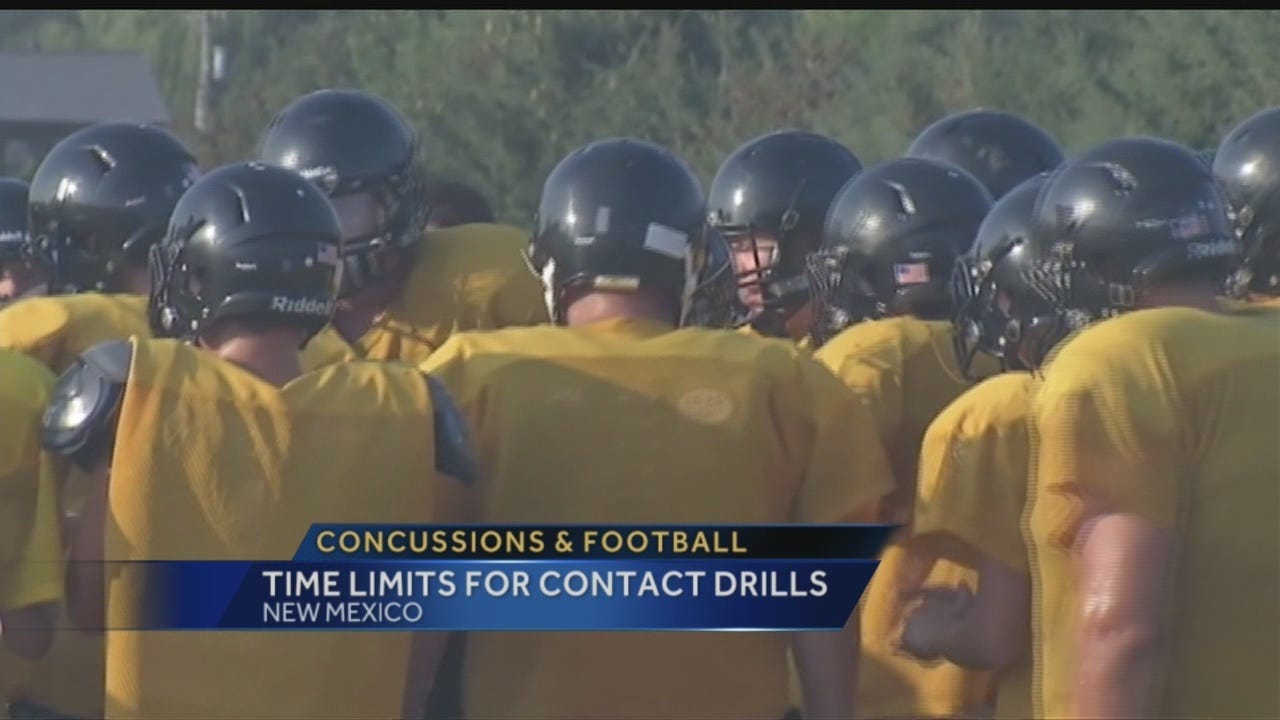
[317,242,340,266]
[1169,213,1211,240]
[894,262,931,285]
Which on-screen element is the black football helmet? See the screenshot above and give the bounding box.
[907,109,1065,200]
[707,130,862,337]
[806,157,993,347]
[1213,107,1280,297]
[685,226,735,328]
[26,123,199,295]
[530,138,706,325]
[1022,136,1238,368]
[0,178,29,265]
[950,172,1052,378]
[149,162,342,346]
[257,89,424,296]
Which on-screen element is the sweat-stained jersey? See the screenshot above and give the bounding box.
[912,371,1035,719]
[333,223,548,364]
[813,316,998,719]
[1028,305,1280,719]
[0,352,64,720]
[101,338,470,719]
[420,317,893,720]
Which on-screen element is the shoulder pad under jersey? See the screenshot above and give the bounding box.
[41,339,132,471]
[424,373,478,485]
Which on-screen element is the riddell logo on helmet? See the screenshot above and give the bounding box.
[270,296,334,315]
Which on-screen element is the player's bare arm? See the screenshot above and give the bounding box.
[1073,510,1175,718]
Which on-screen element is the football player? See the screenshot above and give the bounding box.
[41,162,476,720]
[420,137,892,720]
[0,350,63,720]
[422,178,495,230]
[1213,106,1280,305]
[804,156,997,720]
[1017,138,1271,718]
[906,109,1065,200]
[257,89,548,361]
[893,173,1050,719]
[706,130,862,342]
[0,122,199,720]
[0,179,44,307]
[0,123,198,374]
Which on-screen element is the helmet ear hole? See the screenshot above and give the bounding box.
[184,267,205,299]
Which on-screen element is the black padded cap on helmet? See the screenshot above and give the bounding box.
[530,137,706,325]
[951,172,1052,377]
[907,109,1065,200]
[707,130,862,334]
[0,178,29,264]
[27,122,199,295]
[1213,106,1280,296]
[806,157,992,347]
[258,89,424,295]
[149,162,342,346]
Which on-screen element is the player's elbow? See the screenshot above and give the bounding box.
[1078,600,1164,665]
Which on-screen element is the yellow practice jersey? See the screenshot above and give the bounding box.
[813,316,998,719]
[103,339,471,719]
[1028,305,1280,719]
[0,292,139,718]
[335,223,548,364]
[913,371,1035,719]
[421,317,893,720]
[0,293,149,374]
[0,293,352,718]
[0,352,64,720]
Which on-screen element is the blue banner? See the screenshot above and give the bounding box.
[110,525,894,632]
[126,559,877,631]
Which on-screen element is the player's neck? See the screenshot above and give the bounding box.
[204,333,304,388]
[116,266,151,297]
[565,292,674,328]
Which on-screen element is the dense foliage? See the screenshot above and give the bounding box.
[4,10,1278,223]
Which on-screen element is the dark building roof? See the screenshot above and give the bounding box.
[0,51,171,125]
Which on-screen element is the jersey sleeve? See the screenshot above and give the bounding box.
[0,360,65,610]
[813,343,904,451]
[0,298,66,371]
[1031,328,1184,550]
[914,378,1033,574]
[785,353,894,524]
